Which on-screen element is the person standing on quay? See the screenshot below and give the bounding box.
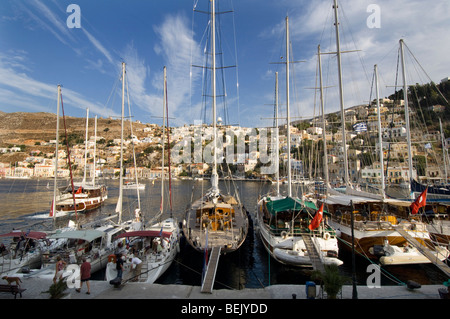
[76,257,91,294]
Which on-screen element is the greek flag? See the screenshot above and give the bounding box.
[353,122,367,132]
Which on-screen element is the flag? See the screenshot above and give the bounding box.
[410,188,427,214]
[353,122,367,133]
[75,186,82,194]
[49,199,54,217]
[309,204,324,230]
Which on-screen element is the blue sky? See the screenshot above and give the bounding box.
[1,0,449,128]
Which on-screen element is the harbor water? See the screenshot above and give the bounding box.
[0,178,448,289]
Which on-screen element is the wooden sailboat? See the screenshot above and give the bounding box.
[55,110,107,217]
[256,18,342,269]
[182,0,248,256]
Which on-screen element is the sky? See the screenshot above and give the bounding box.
[1,0,449,129]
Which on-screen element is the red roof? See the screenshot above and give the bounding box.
[117,230,172,239]
[0,231,47,240]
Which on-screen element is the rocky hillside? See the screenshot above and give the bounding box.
[0,111,153,163]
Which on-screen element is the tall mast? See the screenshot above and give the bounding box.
[440,118,448,182]
[375,64,386,199]
[285,16,292,197]
[275,72,280,196]
[400,39,413,196]
[93,115,97,186]
[161,66,167,217]
[210,0,219,194]
[52,85,61,224]
[83,108,89,185]
[318,45,330,189]
[117,62,126,224]
[333,0,350,187]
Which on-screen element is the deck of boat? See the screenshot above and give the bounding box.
[183,193,248,254]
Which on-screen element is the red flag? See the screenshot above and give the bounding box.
[410,188,427,214]
[49,199,54,217]
[309,204,324,230]
[75,187,83,194]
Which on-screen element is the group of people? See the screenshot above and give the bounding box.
[53,255,91,295]
[114,251,142,282]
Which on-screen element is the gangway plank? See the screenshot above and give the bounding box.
[201,246,221,293]
[302,234,325,273]
[395,227,450,277]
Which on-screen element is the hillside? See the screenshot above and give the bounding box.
[0,112,152,163]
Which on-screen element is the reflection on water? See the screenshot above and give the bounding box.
[0,178,447,288]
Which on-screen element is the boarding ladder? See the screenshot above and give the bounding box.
[395,227,450,277]
[302,234,325,273]
[201,246,221,293]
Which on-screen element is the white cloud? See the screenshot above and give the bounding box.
[0,52,119,118]
[152,13,203,125]
[82,29,115,65]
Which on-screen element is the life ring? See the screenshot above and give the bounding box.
[323,232,330,240]
[108,254,117,263]
[281,231,288,239]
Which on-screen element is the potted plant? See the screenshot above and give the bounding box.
[312,264,348,299]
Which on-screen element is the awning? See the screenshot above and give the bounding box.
[48,229,104,242]
[0,231,47,240]
[265,196,317,215]
[116,230,172,239]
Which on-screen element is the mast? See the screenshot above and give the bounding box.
[93,115,97,186]
[375,64,386,199]
[285,16,292,197]
[400,39,413,196]
[52,85,61,224]
[161,66,167,218]
[440,118,448,182]
[333,0,350,187]
[275,72,280,196]
[210,0,219,194]
[83,108,89,185]
[318,45,330,190]
[116,62,126,224]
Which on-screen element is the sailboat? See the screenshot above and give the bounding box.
[255,18,342,268]
[182,0,248,256]
[105,65,180,284]
[320,1,449,266]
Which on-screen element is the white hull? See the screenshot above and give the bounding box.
[256,198,342,268]
[106,218,180,284]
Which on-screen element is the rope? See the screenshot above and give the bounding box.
[336,236,405,286]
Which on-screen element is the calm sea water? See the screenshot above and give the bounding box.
[0,178,447,289]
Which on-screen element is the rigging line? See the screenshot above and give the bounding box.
[336,236,405,285]
[403,41,450,106]
[339,2,371,86]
